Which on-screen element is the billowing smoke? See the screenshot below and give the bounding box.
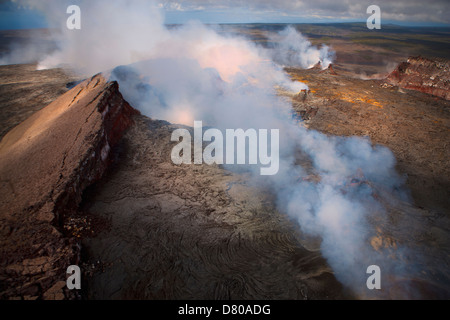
[108,20,307,126]
[267,26,335,69]
[7,0,423,298]
[0,31,55,65]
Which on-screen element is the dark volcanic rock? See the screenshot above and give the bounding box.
[0,64,80,141]
[0,74,138,300]
[80,116,348,300]
[320,63,337,76]
[386,56,450,100]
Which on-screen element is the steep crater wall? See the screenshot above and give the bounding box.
[386,56,450,100]
[0,74,138,300]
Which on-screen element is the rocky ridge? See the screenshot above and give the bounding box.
[0,74,138,299]
[386,56,450,100]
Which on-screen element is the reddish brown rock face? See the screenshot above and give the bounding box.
[386,56,450,100]
[0,74,138,300]
[320,63,337,76]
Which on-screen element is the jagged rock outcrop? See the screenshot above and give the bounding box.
[311,61,322,70]
[320,63,337,75]
[386,56,450,100]
[0,74,138,300]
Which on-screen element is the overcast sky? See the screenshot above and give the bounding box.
[1,0,450,29]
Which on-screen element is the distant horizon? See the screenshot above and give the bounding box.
[2,21,450,32]
[1,1,450,30]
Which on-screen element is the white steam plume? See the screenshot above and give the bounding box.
[10,0,432,298]
[0,31,55,66]
[268,26,336,69]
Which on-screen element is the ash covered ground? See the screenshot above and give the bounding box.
[0,23,449,300]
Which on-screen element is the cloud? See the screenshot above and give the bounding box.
[3,0,450,24]
[158,0,450,24]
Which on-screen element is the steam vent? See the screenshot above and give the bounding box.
[0,74,138,299]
